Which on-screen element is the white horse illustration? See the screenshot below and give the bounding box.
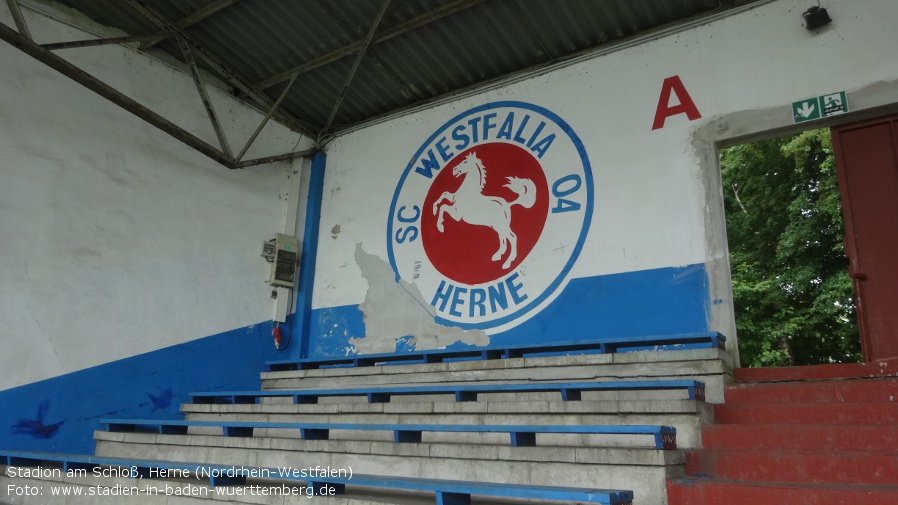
[432,152,537,269]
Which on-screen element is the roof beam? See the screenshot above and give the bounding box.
[256,0,484,90]
[178,37,234,158]
[0,21,312,170]
[236,73,298,163]
[139,0,241,51]
[123,0,317,140]
[5,0,32,40]
[0,20,233,167]
[318,0,390,141]
[42,33,170,51]
[316,0,426,103]
[233,148,313,170]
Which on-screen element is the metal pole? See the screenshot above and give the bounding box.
[319,0,390,141]
[235,73,299,163]
[141,0,240,50]
[177,37,234,159]
[233,148,314,170]
[42,34,170,51]
[6,0,32,40]
[0,21,233,168]
[124,0,316,140]
[256,0,484,90]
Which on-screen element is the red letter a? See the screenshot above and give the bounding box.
[652,76,702,130]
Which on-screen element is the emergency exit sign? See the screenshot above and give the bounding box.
[793,91,848,124]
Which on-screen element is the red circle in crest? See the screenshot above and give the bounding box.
[422,143,549,285]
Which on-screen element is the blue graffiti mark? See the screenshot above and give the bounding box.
[147,387,173,411]
[11,400,64,439]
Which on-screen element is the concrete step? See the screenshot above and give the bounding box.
[0,465,627,505]
[0,470,309,504]
[668,478,898,505]
[241,389,702,406]
[723,378,898,404]
[713,402,898,425]
[182,398,712,416]
[685,448,898,486]
[671,371,898,505]
[700,423,898,452]
[261,349,733,403]
[269,348,732,380]
[95,431,683,505]
[180,410,706,449]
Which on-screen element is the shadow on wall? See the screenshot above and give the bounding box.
[0,321,284,455]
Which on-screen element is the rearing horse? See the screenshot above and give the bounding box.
[432,152,537,270]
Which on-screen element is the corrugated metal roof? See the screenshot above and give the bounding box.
[59,0,755,143]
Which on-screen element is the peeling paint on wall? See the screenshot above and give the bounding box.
[350,244,489,354]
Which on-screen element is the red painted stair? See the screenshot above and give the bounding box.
[668,364,898,505]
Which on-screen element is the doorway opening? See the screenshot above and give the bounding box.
[721,128,861,367]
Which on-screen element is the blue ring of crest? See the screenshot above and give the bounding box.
[387,101,594,330]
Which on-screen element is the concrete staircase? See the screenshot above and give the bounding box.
[667,361,898,505]
[1,347,731,505]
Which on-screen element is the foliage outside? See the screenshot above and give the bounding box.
[722,128,861,367]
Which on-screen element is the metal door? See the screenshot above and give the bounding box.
[832,115,898,361]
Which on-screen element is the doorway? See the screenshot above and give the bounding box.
[721,128,861,367]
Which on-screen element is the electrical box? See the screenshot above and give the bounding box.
[268,234,299,288]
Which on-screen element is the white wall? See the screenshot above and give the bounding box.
[0,1,312,391]
[312,0,898,360]
[5,0,897,383]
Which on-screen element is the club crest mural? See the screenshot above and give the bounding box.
[388,102,593,331]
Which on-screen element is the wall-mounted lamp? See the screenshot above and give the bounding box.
[803,6,832,31]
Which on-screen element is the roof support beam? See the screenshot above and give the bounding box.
[236,73,298,163]
[317,0,426,103]
[0,20,233,167]
[233,149,312,170]
[124,0,317,140]
[256,0,484,90]
[178,37,233,159]
[318,0,390,141]
[42,34,170,51]
[140,0,241,51]
[5,0,32,40]
[0,21,312,170]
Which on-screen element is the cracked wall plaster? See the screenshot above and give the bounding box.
[349,244,489,354]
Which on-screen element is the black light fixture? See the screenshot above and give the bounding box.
[803,5,832,31]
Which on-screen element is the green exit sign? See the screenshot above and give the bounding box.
[793,91,848,124]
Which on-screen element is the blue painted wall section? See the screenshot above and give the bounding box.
[291,151,327,360]
[308,263,711,358]
[0,321,282,455]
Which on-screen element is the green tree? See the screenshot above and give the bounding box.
[722,128,861,367]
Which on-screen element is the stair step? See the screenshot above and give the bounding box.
[713,402,898,424]
[724,378,898,404]
[94,432,681,505]
[0,450,636,505]
[262,355,731,404]
[182,398,711,416]
[667,478,898,505]
[700,423,898,452]
[264,348,732,381]
[733,358,898,382]
[685,449,898,485]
